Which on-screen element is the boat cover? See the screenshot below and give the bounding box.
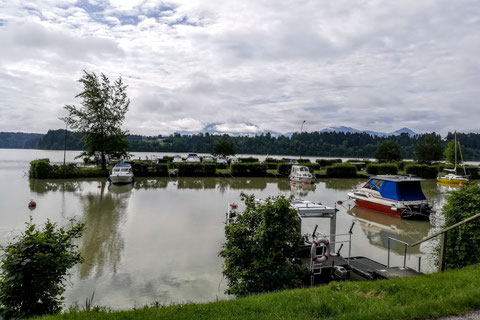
[369,179,426,201]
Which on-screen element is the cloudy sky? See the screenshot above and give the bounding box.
[0,0,479,135]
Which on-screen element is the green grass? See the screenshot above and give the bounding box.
[37,264,480,320]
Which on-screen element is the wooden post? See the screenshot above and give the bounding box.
[439,230,448,272]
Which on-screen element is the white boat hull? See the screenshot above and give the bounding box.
[110,174,134,184]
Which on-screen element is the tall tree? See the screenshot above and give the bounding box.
[212,135,236,158]
[414,133,444,164]
[375,140,402,162]
[63,71,130,169]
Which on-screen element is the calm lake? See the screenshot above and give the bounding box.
[0,149,451,309]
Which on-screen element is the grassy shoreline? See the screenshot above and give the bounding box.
[36,264,480,320]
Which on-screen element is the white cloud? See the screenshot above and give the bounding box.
[0,0,479,135]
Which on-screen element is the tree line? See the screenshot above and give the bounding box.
[28,130,480,160]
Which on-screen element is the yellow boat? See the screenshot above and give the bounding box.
[437,174,469,185]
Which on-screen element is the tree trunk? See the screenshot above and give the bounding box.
[101,150,106,170]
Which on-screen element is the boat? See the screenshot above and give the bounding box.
[202,156,214,163]
[185,153,201,163]
[347,175,433,219]
[437,132,469,185]
[289,165,314,183]
[109,163,134,184]
[172,155,183,163]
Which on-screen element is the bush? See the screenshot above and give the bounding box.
[219,194,307,296]
[366,163,398,175]
[442,185,480,269]
[297,158,311,163]
[396,161,413,172]
[346,160,371,171]
[264,163,279,170]
[326,164,357,178]
[278,163,293,176]
[215,162,229,169]
[128,161,168,177]
[177,163,216,177]
[405,164,439,179]
[29,160,109,179]
[264,157,282,163]
[231,163,267,177]
[316,159,342,168]
[0,219,85,319]
[29,159,53,178]
[237,157,259,163]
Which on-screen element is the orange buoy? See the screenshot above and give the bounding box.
[337,200,343,205]
[459,182,463,187]
[291,181,296,185]
[358,181,362,184]
[98,185,102,188]
[302,182,306,185]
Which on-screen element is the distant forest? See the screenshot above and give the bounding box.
[2,129,480,160]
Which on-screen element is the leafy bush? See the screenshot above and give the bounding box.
[231,163,267,177]
[297,158,311,163]
[215,162,229,169]
[128,161,168,177]
[264,163,279,170]
[316,159,342,168]
[220,194,307,296]
[264,157,283,163]
[29,160,109,179]
[395,161,413,172]
[29,159,53,178]
[442,185,480,269]
[405,164,439,179]
[0,219,85,319]
[177,163,216,177]
[366,163,398,175]
[237,157,259,163]
[278,163,293,176]
[346,160,371,171]
[326,164,357,178]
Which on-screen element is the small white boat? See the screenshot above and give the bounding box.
[172,155,183,163]
[186,153,201,163]
[109,163,134,184]
[289,165,314,183]
[437,132,469,185]
[217,157,228,164]
[202,156,214,163]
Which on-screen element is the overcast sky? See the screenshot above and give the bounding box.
[0,0,479,135]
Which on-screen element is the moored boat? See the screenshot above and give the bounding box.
[289,165,314,184]
[186,153,201,163]
[347,175,433,219]
[437,131,469,185]
[109,163,134,184]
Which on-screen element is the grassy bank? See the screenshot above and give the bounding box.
[37,264,480,320]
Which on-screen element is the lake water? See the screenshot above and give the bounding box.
[0,149,451,309]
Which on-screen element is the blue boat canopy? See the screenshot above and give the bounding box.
[187,153,198,157]
[115,163,131,167]
[367,178,426,201]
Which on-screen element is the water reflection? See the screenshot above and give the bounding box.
[290,183,316,197]
[78,181,128,278]
[323,179,360,191]
[347,206,431,254]
[29,179,84,194]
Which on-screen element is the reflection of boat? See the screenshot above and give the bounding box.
[186,153,201,163]
[290,182,316,197]
[347,206,431,254]
[347,175,433,219]
[437,132,469,185]
[108,183,134,194]
[109,163,134,184]
[289,165,314,183]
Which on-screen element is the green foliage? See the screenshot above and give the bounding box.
[177,163,216,177]
[444,140,466,164]
[366,163,399,175]
[264,157,283,163]
[316,159,342,167]
[231,163,267,177]
[395,161,412,171]
[212,135,236,158]
[264,163,279,170]
[346,160,371,171]
[442,185,480,269]
[405,164,439,179]
[63,71,130,169]
[0,219,85,319]
[219,194,307,297]
[278,163,293,176]
[326,164,357,178]
[414,133,444,164]
[29,160,109,179]
[375,140,402,162]
[127,161,168,177]
[297,158,311,163]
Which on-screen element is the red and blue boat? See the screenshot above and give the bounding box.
[347,175,433,219]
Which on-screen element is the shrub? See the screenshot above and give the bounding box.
[297,158,311,163]
[215,162,229,169]
[278,163,293,176]
[405,164,439,179]
[231,163,267,177]
[264,157,282,163]
[264,163,279,170]
[29,160,109,179]
[442,185,480,269]
[177,163,216,177]
[366,163,398,175]
[29,159,53,178]
[219,194,307,296]
[237,157,259,163]
[0,219,85,319]
[127,161,168,177]
[396,161,413,172]
[346,160,371,171]
[316,159,342,168]
[326,164,357,178]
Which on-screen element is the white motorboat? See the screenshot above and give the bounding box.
[172,155,183,163]
[202,156,214,163]
[186,153,201,163]
[109,163,134,184]
[289,165,314,183]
